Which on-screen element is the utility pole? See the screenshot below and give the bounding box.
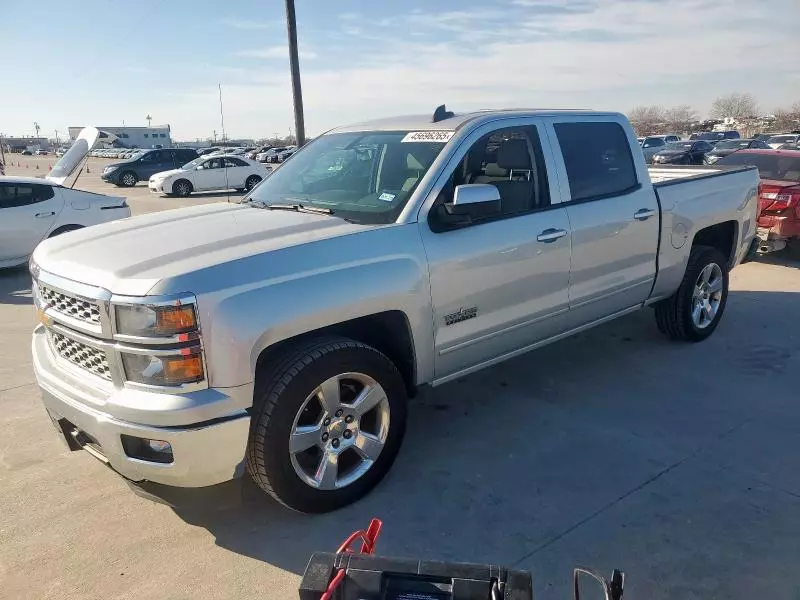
[213,129,217,143]
[54,129,60,150]
[34,121,40,141]
[285,0,305,146]
[218,84,227,143]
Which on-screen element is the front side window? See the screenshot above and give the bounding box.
[245,131,449,225]
[224,157,247,167]
[554,122,637,202]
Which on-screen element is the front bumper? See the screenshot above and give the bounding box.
[101,170,119,183]
[149,180,167,194]
[33,325,252,488]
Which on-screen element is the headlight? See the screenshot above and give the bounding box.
[121,348,204,386]
[104,166,117,174]
[115,302,198,338]
[706,155,719,164]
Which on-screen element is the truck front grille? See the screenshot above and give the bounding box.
[39,285,102,326]
[49,331,111,380]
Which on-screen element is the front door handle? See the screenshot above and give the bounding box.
[35,211,55,218]
[633,208,656,221]
[536,228,568,243]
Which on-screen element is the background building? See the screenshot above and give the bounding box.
[68,125,171,149]
[1,136,51,152]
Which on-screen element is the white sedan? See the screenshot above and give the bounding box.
[0,126,131,269]
[149,154,271,197]
[0,175,129,269]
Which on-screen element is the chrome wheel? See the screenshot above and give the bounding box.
[691,262,723,329]
[289,372,390,490]
[175,181,191,196]
[121,172,136,186]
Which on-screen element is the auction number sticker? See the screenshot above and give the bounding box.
[401,130,455,143]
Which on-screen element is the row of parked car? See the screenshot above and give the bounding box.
[638,132,800,165]
[96,146,271,196]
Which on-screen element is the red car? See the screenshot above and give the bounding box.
[717,149,800,253]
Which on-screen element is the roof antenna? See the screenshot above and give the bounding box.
[432,104,454,123]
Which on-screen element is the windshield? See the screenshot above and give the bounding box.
[717,153,800,181]
[714,140,751,150]
[665,142,694,150]
[244,131,448,224]
[182,157,206,169]
[768,135,798,144]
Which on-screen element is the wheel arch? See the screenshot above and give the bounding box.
[48,224,83,238]
[253,311,418,401]
[690,220,738,268]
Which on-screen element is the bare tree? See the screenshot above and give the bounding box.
[773,101,800,131]
[627,105,666,136]
[710,93,759,120]
[663,105,698,134]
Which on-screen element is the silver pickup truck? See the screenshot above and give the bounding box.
[31,108,760,513]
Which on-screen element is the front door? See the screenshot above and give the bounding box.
[138,150,172,179]
[545,118,659,327]
[0,183,63,262]
[192,157,227,191]
[419,122,572,381]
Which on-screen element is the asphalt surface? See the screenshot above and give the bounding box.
[2,155,800,599]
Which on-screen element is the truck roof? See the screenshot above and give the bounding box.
[331,108,623,134]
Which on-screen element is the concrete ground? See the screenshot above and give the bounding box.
[2,154,799,599]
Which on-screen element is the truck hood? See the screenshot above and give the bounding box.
[32,202,370,296]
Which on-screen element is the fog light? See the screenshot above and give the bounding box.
[121,435,174,464]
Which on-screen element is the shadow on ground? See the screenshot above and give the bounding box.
[0,265,33,306]
[754,248,799,269]
[165,289,800,596]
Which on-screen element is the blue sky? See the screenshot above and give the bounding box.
[2,0,798,141]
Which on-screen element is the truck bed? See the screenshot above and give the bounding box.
[648,164,757,186]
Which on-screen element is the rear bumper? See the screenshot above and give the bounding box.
[757,215,800,242]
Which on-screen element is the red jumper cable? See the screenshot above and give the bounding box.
[320,518,383,600]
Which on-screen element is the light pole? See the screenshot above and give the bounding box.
[34,121,40,142]
[54,129,60,149]
[146,114,152,128]
[285,0,305,146]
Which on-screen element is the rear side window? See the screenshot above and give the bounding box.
[0,183,54,208]
[554,122,638,202]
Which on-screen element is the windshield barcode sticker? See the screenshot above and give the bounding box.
[401,131,455,143]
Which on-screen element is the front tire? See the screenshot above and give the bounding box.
[246,337,408,513]
[172,179,193,197]
[119,171,137,187]
[654,245,729,341]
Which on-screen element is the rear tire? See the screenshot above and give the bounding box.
[48,224,83,238]
[654,245,729,341]
[246,337,408,513]
[245,175,262,191]
[173,179,193,197]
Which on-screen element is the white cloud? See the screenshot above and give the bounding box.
[165,0,799,139]
[236,46,317,60]
[222,18,276,30]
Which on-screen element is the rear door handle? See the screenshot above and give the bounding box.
[35,211,55,218]
[536,228,568,243]
[633,209,656,221]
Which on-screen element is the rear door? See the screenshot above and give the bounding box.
[543,117,659,328]
[0,183,64,262]
[223,157,249,188]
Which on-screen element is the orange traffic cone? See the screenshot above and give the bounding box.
[86,165,90,173]
[26,164,29,168]
[36,164,39,170]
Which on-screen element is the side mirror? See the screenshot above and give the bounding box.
[447,183,501,217]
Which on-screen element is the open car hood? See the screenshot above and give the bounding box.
[46,127,117,186]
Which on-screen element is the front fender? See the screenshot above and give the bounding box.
[185,225,434,389]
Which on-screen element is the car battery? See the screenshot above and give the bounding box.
[299,552,533,600]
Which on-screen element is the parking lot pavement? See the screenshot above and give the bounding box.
[2,156,800,598]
